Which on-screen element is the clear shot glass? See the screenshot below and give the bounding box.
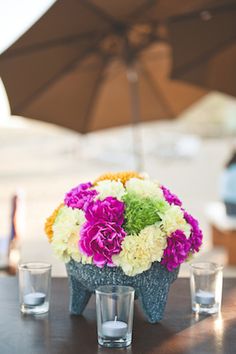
[96,285,135,348]
[190,262,223,315]
[18,262,51,315]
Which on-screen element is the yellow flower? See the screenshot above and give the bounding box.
[113,225,167,276]
[94,171,143,186]
[44,203,64,242]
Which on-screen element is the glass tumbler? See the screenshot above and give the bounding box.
[18,262,51,315]
[96,285,135,348]
[190,262,223,314]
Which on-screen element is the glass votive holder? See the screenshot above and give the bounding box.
[95,285,135,348]
[18,262,51,315]
[190,262,223,315]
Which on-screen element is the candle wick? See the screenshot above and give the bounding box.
[114,316,117,322]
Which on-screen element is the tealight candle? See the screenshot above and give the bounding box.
[195,290,215,306]
[102,316,128,338]
[24,292,46,307]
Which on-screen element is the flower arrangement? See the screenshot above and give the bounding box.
[45,171,203,276]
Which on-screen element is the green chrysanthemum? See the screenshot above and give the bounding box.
[122,192,169,235]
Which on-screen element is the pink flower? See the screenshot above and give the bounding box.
[85,197,125,226]
[64,182,97,210]
[161,185,182,206]
[79,221,126,267]
[184,211,203,253]
[161,230,191,271]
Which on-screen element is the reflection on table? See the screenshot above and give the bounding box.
[0,277,236,354]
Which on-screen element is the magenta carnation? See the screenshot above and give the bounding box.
[85,197,125,226]
[64,182,97,211]
[161,186,182,206]
[79,222,126,267]
[161,230,191,271]
[184,211,203,253]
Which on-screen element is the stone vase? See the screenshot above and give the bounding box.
[66,259,179,323]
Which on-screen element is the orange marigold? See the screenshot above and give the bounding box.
[45,203,64,242]
[94,171,143,186]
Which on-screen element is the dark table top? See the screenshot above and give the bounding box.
[0,277,236,354]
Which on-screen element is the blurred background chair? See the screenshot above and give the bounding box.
[220,149,236,216]
[0,191,23,275]
[206,148,236,268]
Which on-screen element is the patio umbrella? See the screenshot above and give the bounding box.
[0,0,230,168]
[169,1,236,97]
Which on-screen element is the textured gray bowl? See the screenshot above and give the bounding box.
[66,260,179,323]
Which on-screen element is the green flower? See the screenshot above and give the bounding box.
[122,192,169,235]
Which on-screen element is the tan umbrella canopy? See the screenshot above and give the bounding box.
[0,0,218,136]
[169,1,236,97]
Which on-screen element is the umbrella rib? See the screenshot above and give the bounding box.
[79,0,119,24]
[0,31,106,59]
[80,59,108,134]
[172,34,236,77]
[139,61,175,118]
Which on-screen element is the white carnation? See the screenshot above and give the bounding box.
[161,205,191,237]
[125,178,163,200]
[96,180,126,201]
[139,225,167,262]
[51,206,86,263]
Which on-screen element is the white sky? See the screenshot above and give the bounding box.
[0,0,56,121]
[0,0,56,53]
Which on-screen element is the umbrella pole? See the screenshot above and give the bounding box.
[126,66,144,172]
